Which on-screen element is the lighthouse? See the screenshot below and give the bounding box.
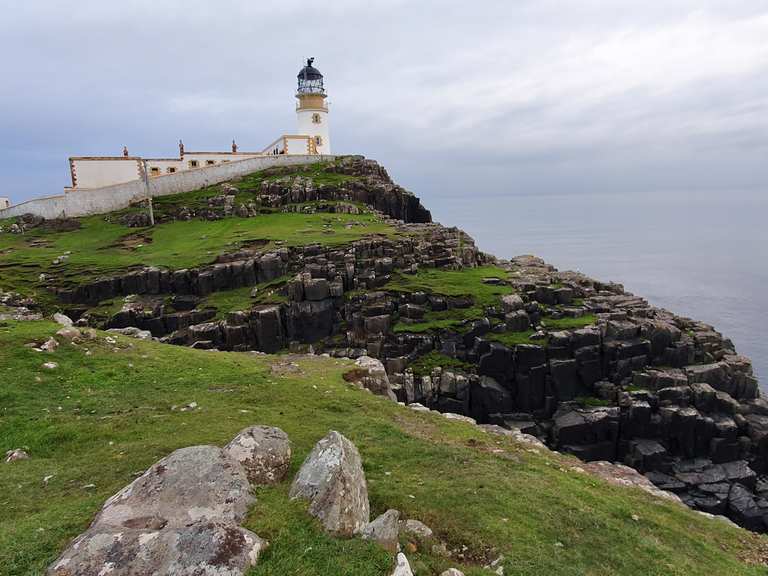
[296,58,331,155]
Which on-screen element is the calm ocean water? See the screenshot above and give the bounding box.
[433,188,768,387]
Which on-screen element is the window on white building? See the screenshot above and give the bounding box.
[150,167,160,176]
[167,167,176,174]
[206,160,215,166]
[312,113,322,124]
[314,136,323,146]
[189,160,199,168]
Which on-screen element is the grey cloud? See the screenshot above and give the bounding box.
[1,1,767,203]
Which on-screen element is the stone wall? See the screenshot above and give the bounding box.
[0,154,335,220]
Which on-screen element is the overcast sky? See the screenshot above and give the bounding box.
[2,1,767,210]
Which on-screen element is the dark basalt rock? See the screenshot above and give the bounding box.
[49,158,768,533]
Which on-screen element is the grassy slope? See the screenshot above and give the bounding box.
[0,211,394,305]
[385,266,513,333]
[1,320,765,576]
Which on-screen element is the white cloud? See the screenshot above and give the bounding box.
[1,1,767,200]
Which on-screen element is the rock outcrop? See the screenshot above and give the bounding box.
[47,521,266,576]
[289,430,370,536]
[40,157,768,533]
[92,446,252,530]
[361,509,401,552]
[47,433,281,575]
[224,425,292,485]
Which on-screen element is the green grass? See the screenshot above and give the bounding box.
[1,320,766,575]
[202,286,257,319]
[410,351,474,377]
[386,266,513,333]
[0,211,395,307]
[574,396,613,408]
[541,315,597,331]
[201,277,289,319]
[483,315,597,348]
[486,330,539,347]
[136,161,357,218]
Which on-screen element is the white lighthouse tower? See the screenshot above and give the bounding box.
[296,58,331,155]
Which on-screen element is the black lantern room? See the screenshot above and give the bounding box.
[297,58,325,95]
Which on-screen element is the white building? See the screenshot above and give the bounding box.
[66,59,332,190]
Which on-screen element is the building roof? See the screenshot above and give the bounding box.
[297,58,323,80]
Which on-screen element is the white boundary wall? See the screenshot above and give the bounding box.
[0,155,335,220]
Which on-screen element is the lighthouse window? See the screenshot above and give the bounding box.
[314,136,323,146]
[312,113,322,124]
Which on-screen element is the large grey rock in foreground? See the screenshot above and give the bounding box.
[289,430,370,536]
[93,445,252,530]
[224,425,291,485]
[47,442,267,575]
[47,520,266,576]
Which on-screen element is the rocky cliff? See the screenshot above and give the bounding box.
[4,156,767,534]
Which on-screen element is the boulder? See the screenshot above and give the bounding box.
[251,305,284,353]
[391,553,414,576]
[686,362,732,395]
[469,376,513,423]
[92,445,252,530]
[515,344,546,373]
[351,356,397,401]
[53,312,73,327]
[107,327,152,340]
[626,439,667,473]
[304,278,331,301]
[501,294,524,313]
[47,520,266,576]
[224,426,291,485]
[549,358,582,401]
[400,518,433,539]
[728,484,768,531]
[5,448,29,463]
[478,343,513,383]
[552,407,619,461]
[582,461,683,504]
[289,431,370,536]
[46,441,267,576]
[505,309,530,332]
[361,509,400,552]
[56,326,81,340]
[40,337,59,352]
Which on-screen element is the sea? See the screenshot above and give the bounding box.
[432,188,767,388]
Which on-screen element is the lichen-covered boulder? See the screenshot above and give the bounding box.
[400,518,433,539]
[47,443,266,575]
[93,445,252,530]
[47,520,266,576]
[361,509,400,552]
[224,426,291,485]
[289,430,370,536]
